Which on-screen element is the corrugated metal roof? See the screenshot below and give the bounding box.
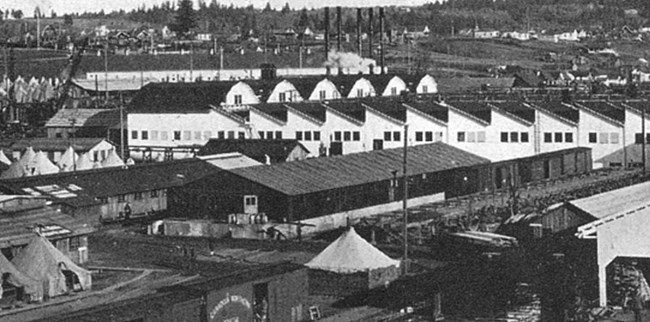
[568,180,650,220]
[253,103,289,122]
[324,101,366,123]
[362,98,406,122]
[404,101,448,123]
[45,108,121,128]
[528,100,579,124]
[197,139,309,161]
[197,152,262,169]
[228,142,490,196]
[575,100,625,125]
[285,77,324,100]
[285,102,326,123]
[489,101,536,124]
[445,101,492,124]
[0,159,221,208]
[437,77,515,93]
[129,81,238,113]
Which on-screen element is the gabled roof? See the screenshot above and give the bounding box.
[282,77,324,99]
[45,108,120,128]
[284,102,327,123]
[253,103,289,123]
[361,98,406,123]
[0,159,221,209]
[3,138,110,153]
[324,101,366,123]
[445,101,492,124]
[365,74,400,95]
[306,227,400,273]
[197,139,309,162]
[328,75,367,97]
[488,101,536,125]
[129,82,239,113]
[403,100,449,124]
[574,101,625,125]
[402,73,431,92]
[527,100,580,124]
[242,79,283,102]
[228,142,490,196]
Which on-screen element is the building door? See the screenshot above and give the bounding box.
[329,142,343,156]
[373,139,383,150]
[244,195,258,214]
[543,160,551,179]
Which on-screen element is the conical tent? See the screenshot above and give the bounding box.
[101,149,124,167]
[30,151,59,175]
[0,252,43,302]
[17,147,36,168]
[0,149,12,166]
[74,153,93,171]
[0,161,28,179]
[58,146,78,172]
[306,227,401,274]
[12,235,91,298]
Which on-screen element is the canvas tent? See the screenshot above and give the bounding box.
[58,146,78,172]
[306,227,401,296]
[0,150,12,166]
[0,252,43,302]
[101,149,124,168]
[12,235,91,299]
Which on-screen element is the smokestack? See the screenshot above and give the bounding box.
[337,7,342,52]
[379,7,385,74]
[368,8,374,60]
[357,8,362,56]
[325,7,330,62]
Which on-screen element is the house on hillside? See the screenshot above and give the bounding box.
[474,29,500,39]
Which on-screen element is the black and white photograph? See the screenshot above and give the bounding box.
[1,0,650,321]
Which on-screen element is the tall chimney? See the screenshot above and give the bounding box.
[325,7,330,61]
[357,8,362,56]
[337,7,342,52]
[368,8,374,60]
[379,7,385,74]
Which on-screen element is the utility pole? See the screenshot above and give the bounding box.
[70,118,76,171]
[189,42,194,81]
[120,92,125,160]
[104,42,109,102]
[643,105,647,174]
[402,124,409,275]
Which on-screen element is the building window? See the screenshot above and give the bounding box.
[173,131,181,140]
[610,133,619,144]
[521,132,529,143]
[415,132,423,142]
[55,132,63,138]
[141,131,149,140]
[319,90,326,100]
[636,133,644,144]
[422,85,428,93]
[391,87,397,96]
[69,236,80,251]
[510,132,519,143]
[194,131,201,140]
[93,151,99,162]
[589,132,597,143]
[134,192,143,200]
[117,194,126,202]
[183,131,191,140]
[353,131,360,141]
[161,131,168,140]
[279,92,286,102]
[544,132,552,143]
[384,131,392,141]
[467,132,476,142]
[295,131,303,140]
[393,131,401,141]
[97,196,108,204]
[425,132,433,142]
[228,131,235,139]
[500,132,509,143]
[238,132,245,139]
[218,131,225,139]
[343,131,351,141]
[599,132,608,144]
[314,131,321,141]
[151,190,159,198]
[565,132,573,143]
[305,131,312,141]
[258,131,265,139]
[234,94,242,105]
[357,88,364,97]
[275,131,282,139]
[554,132,563,143]
[457,132,466,142]
[131,131,138,140]
[476,131,485,142]
[151,131,159,140]
[203,131,211,140]
[334,131,342,141]
[244,195,257,206]
[266,131,273,139]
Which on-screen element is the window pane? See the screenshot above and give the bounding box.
[477,131,485,142]
[228,131,235,139]
[151,131,159,140]
[520,132,529,142]
[636,133,644,144]
[238,132,245,139]
[500,132,508,142]
[599,132,608,144]
[610,133,619,144]
[275,131,282,139]
[305,131,312,141]
[425,132,433,142]
[131,131,138,139]
[314,131,321,141]
[589,132,597,143]
[554,132,563,143]
[267,131,274,139]
[510,132,519,143]
[259,131,265,139]
[352,132,360,141]
[218,131,225,139]
[183,131,191,140]
[194,131,202,140]
[393,131,401,141]
[295,131,303,140]
[565,132,573,143]
[161,131,168,140]
[544,133,552,143]
[141,131,148,140]
[384,132,391,141]
[334,131,342,141]
[415,132,423,142]
[467,132,476,142]
[174,131,181,140]
[457,132,465,142]
[343,131,351,141]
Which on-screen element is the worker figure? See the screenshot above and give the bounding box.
[123,203,132,221]
[632,288,644,322]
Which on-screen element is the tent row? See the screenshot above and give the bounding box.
[0,76,61,104]
[1,235,91,302]
[0,147,128,179]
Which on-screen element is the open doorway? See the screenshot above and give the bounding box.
[58,262,82,293]
[253,282,269,322]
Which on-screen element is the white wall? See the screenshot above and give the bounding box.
[577,109,624,165]
[483,110,535,161]
[321,108,365,154]
[248,108,286,140]
[284,108,324,156]
[381,76,407,97]
[446,108,490,159]
[88,140,117,163]
[535,108,579,154]
[346,78,377,99]
[225,82,260,106]
[405,108,447,146]
[363,108,405,151]
[416,74,438,94]
[308,79,341,101]
[266,80,303,103]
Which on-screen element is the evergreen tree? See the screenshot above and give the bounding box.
[263,2,272,12]
[172,0,197,37]
[298,8,310,27]
[281,2,291,14]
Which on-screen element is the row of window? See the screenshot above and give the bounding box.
[415,131,443,142]
[384,131,402,142]
[133,130,248,141]
[258,131,283,139]
[296,131,321,141]
[634,133,650,144]
[457,131,486,143]
[500,132,530,143]
[112,190,163,203]
[588,132,619,144]
[334,131,361,142]
[544,132,573,143]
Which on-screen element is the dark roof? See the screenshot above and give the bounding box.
[488,101,536,124]
[228,142,490,196]
[445,101,492,124]
[437,77,515,93]
[285,77,325,100]
[129,82,238,113]
[328,75,367,97]
[0,159,221,208]
[254,103,289,123]
[197,139,309,161]
[620,100,650,114]
[242,79,282,102]
[403,100,448,123]
[365,74,400,94]
[402,73,429,92]
[362,98,406,122]
[45,109,120,128]
[5,138,110,152]
[527,100,580,124]
[575,101,625,124]
[324,101,366,123]
[285,102,327,123]
[0,204,95,248]
[178,262,304,291]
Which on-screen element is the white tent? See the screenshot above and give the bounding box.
[30,152,59,176]
[101,149,124,167]
[58,146,78,172]
[1,147,35,179]
[74,153,93,171]
[0,150,12,166]
[306,227,400,274]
